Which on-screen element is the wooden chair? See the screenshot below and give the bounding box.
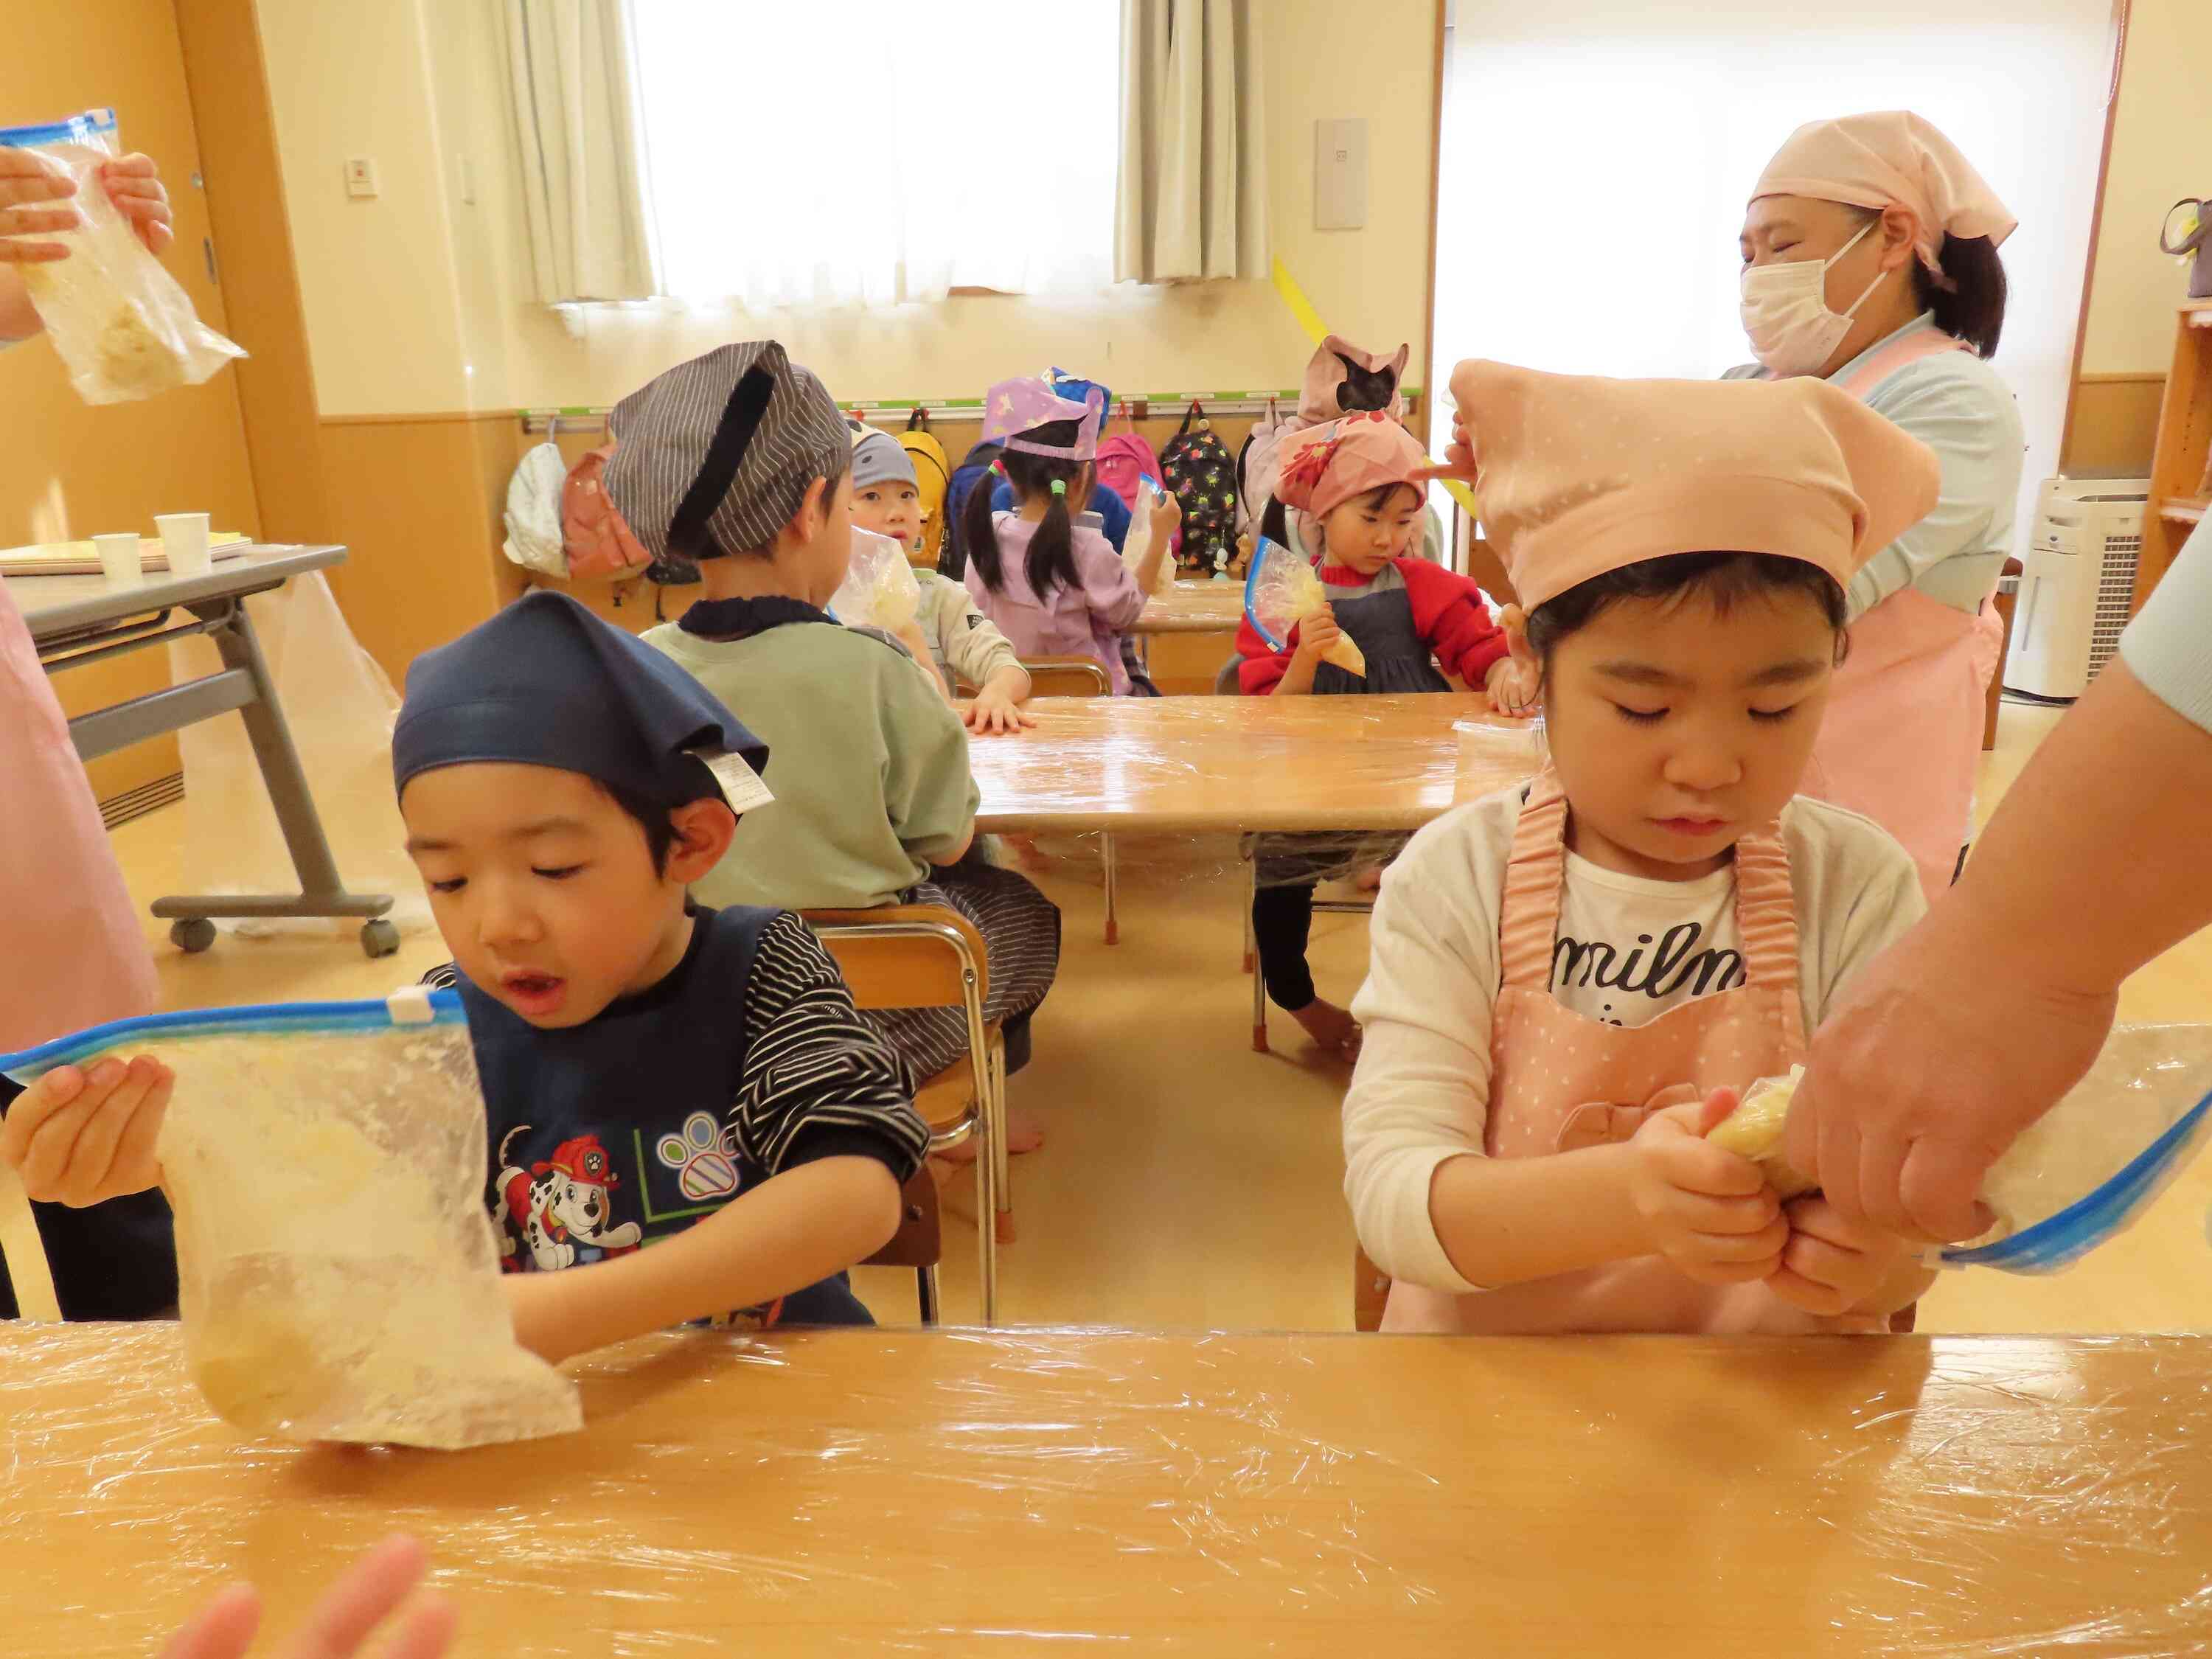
[969,655,1122,945]
[806,904,1006,1324]
[864,1166,947,1324]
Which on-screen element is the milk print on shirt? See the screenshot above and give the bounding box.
[1551,920,1747,1027]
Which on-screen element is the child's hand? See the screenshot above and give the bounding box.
[964,680,1037,736]
[0,1055,173,1207]
[1628,1089,1788,1285]
[1484,656,1541,717]
[1149,488,1181,543]
[1292,605,1343,664]
[162,1534,455,1659]
[1767,1195,1924,1317]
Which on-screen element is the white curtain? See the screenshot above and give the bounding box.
[1433,0,2118,552]
[504,0,658,304]
[1116,0,1270,283]
[627,1,1118,309]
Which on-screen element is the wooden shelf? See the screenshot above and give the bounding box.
[2135,303,2212,613]
[2162,496,2208,526]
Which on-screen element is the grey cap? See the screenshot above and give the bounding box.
[851,428,917,491]
[605,341,850,561]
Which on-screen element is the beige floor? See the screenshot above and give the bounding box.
[51,698,2212,1335]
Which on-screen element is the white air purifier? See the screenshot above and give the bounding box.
[2005,478,2148,702]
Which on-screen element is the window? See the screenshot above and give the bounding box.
[1433,0,2118,547]
[627,0,1121,309]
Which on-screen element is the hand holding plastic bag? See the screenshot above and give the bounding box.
[830,526,922,634]
[0,109,243,403]
[1242,536,1365,676]
[1710,1024,2212,1274]
[1121,474,1178,597]
[1,994,582,1449]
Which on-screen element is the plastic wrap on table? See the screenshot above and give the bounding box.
[0,995,580,1450]
[828,526,921,634]
[4,1324,2211,1655]
[969,695,1545,837]
[0,109,244,404]
[166,571,431,936]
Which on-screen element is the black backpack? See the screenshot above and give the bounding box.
[940,439,1005,581]
[1158,401,1239,576]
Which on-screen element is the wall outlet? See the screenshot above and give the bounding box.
[1314,118,1368,231]
[344,157,379,200]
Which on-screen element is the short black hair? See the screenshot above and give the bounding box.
[594,777,685,874]
[1524,552,1851,665]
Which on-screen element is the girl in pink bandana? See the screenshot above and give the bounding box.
[1346,361,1946,1335]
[1234,413,1528,1061]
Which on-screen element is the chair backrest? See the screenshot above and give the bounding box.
[1019,655,1110,698]
[864,1164,943,1270]
[804,905,991,1012]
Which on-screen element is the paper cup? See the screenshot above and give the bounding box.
[93,533,145,587]
[156,513,212,578]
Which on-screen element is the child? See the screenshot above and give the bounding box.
[1234,413,1531,1060]
[1343,361,1942,1335]
[608,343,1060,1094]
[849,426,1036,734]
[961,375,1179,696]
[2,589,930,1357]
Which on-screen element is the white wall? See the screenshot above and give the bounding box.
[254,0,1444,417]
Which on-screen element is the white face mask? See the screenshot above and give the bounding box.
[1739,220,1885,378]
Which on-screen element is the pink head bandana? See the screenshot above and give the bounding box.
[1275,411,1429,523]
[1450,361,1940,613]
[1751,111,2017,286]
[1298,334,1411,423]
[982,375,1105,461]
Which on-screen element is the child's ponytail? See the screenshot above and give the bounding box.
[964,455,1009,595]
[1026,476,1076,602]
[982,417,1088,602]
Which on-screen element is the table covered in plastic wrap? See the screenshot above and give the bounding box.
[7,1323,2209,1655]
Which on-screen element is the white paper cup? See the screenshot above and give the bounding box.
[93,532,145,587]
[156,512,212,578]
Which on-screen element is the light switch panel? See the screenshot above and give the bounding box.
[344,157,379,200]
[1314,118,1368,231]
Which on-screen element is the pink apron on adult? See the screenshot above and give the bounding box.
[1804,329,2006,904]
[1381,771,1882,1335]
[0,589,158,1051]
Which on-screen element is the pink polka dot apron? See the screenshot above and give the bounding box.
[1380,771,1880,1335]
[1804,328,2006,904]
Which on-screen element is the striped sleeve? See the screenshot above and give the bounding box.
[733,912,931,1182]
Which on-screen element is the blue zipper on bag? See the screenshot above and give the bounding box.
[0,990,468,1085]
[1242,535,1294,650]
[0,108,118,149]
[1936,1084,2212,1275]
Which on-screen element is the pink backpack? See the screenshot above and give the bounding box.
[1093,430,1161,513]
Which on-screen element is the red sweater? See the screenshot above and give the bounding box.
[1235,557,1509,697]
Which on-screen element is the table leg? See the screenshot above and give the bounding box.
[150,597,393,947]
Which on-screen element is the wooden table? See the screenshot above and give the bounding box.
[8,545,396,956]
[7,1324,2207,1656]
[1130,578,1248,635]
[972,694,1541,833]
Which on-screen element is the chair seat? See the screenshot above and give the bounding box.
[912,1023,1002,1138]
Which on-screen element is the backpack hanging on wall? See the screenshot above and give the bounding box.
[1158,400,1238,577]
[898,407,951,567]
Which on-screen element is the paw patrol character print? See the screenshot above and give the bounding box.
[495,1127,644,1271]
[656,1110,741,1202]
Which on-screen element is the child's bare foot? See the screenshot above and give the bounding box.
[1352,866,1384,893]
[932,1104,1046,1164]
[1290,998,1363,1061]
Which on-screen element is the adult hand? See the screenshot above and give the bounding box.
[161,1536,456,1659]
[1764,1194,1921,1318]
[101,152,175,255]
[1,147,79,266]
[1784,917,2115,1245]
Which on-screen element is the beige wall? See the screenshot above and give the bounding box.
[256,0,1442,418]
[2079,0,2212,377]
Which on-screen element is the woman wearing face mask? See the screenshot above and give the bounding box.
[1731,111,2021,902]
